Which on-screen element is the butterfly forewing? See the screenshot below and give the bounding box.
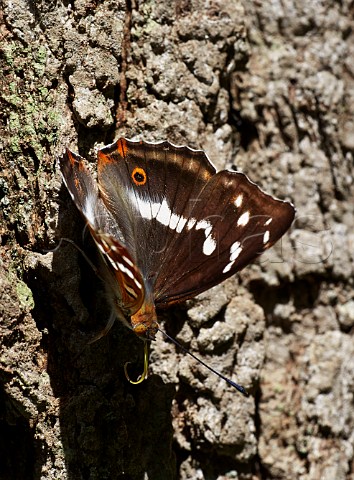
[96,139,217,286]
[89,230,145,315]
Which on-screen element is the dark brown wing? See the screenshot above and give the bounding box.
[93,139,295,307]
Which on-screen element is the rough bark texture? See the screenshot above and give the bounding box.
[0,1,353,479]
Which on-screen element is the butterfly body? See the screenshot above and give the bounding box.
[60,138,295,340]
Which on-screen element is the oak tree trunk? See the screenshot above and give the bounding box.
[0,1,353,479]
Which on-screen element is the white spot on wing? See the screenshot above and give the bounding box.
[203,235,217,255]
[150,202,160,218]
[133,277,142,289]
[117,262,135,280]
[155,199,171,226]
[107,256,119,270]
[237,211,250,226]
[168,214,180,230]
[195,219,211,231]
[196,220,216,255]
[234,194,243,208]
[263,230,270,244]
[264,218,272,226]
[170,213,187,232]
[127,192,217,253]
[125,285,138,298]
[230,241,241,253]
[223,262,233,274]
[97,243,106,254]
[122,255,134,267]
[223,241,243,274]
[205,226,212,237]
[133,195,152,219]
[187,218,197,230]
[230,242,242,261]
[129,194,187,233]
[175,217,188,233]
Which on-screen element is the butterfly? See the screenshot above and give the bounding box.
[59,138,295,390]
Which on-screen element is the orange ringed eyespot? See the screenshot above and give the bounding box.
[132,167,147,186]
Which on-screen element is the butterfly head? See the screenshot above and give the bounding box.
[130,301,158,341]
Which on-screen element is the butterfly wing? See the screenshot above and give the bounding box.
[154,169,295,306]
[96,139,214,281]
[59,149,145,318]
[95,139,295,308]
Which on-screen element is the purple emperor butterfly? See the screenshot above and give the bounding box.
[60,138,295,392]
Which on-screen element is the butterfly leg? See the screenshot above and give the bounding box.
[87,310,117,344]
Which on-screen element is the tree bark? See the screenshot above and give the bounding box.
[0,1,353,479]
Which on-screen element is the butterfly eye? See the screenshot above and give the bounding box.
[132,167,147,186]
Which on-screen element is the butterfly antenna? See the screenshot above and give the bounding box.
[158,328,249,396]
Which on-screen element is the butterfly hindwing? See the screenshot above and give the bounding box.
[154,169,295,305]
[59,149,145,317]
[90,231,145,316]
